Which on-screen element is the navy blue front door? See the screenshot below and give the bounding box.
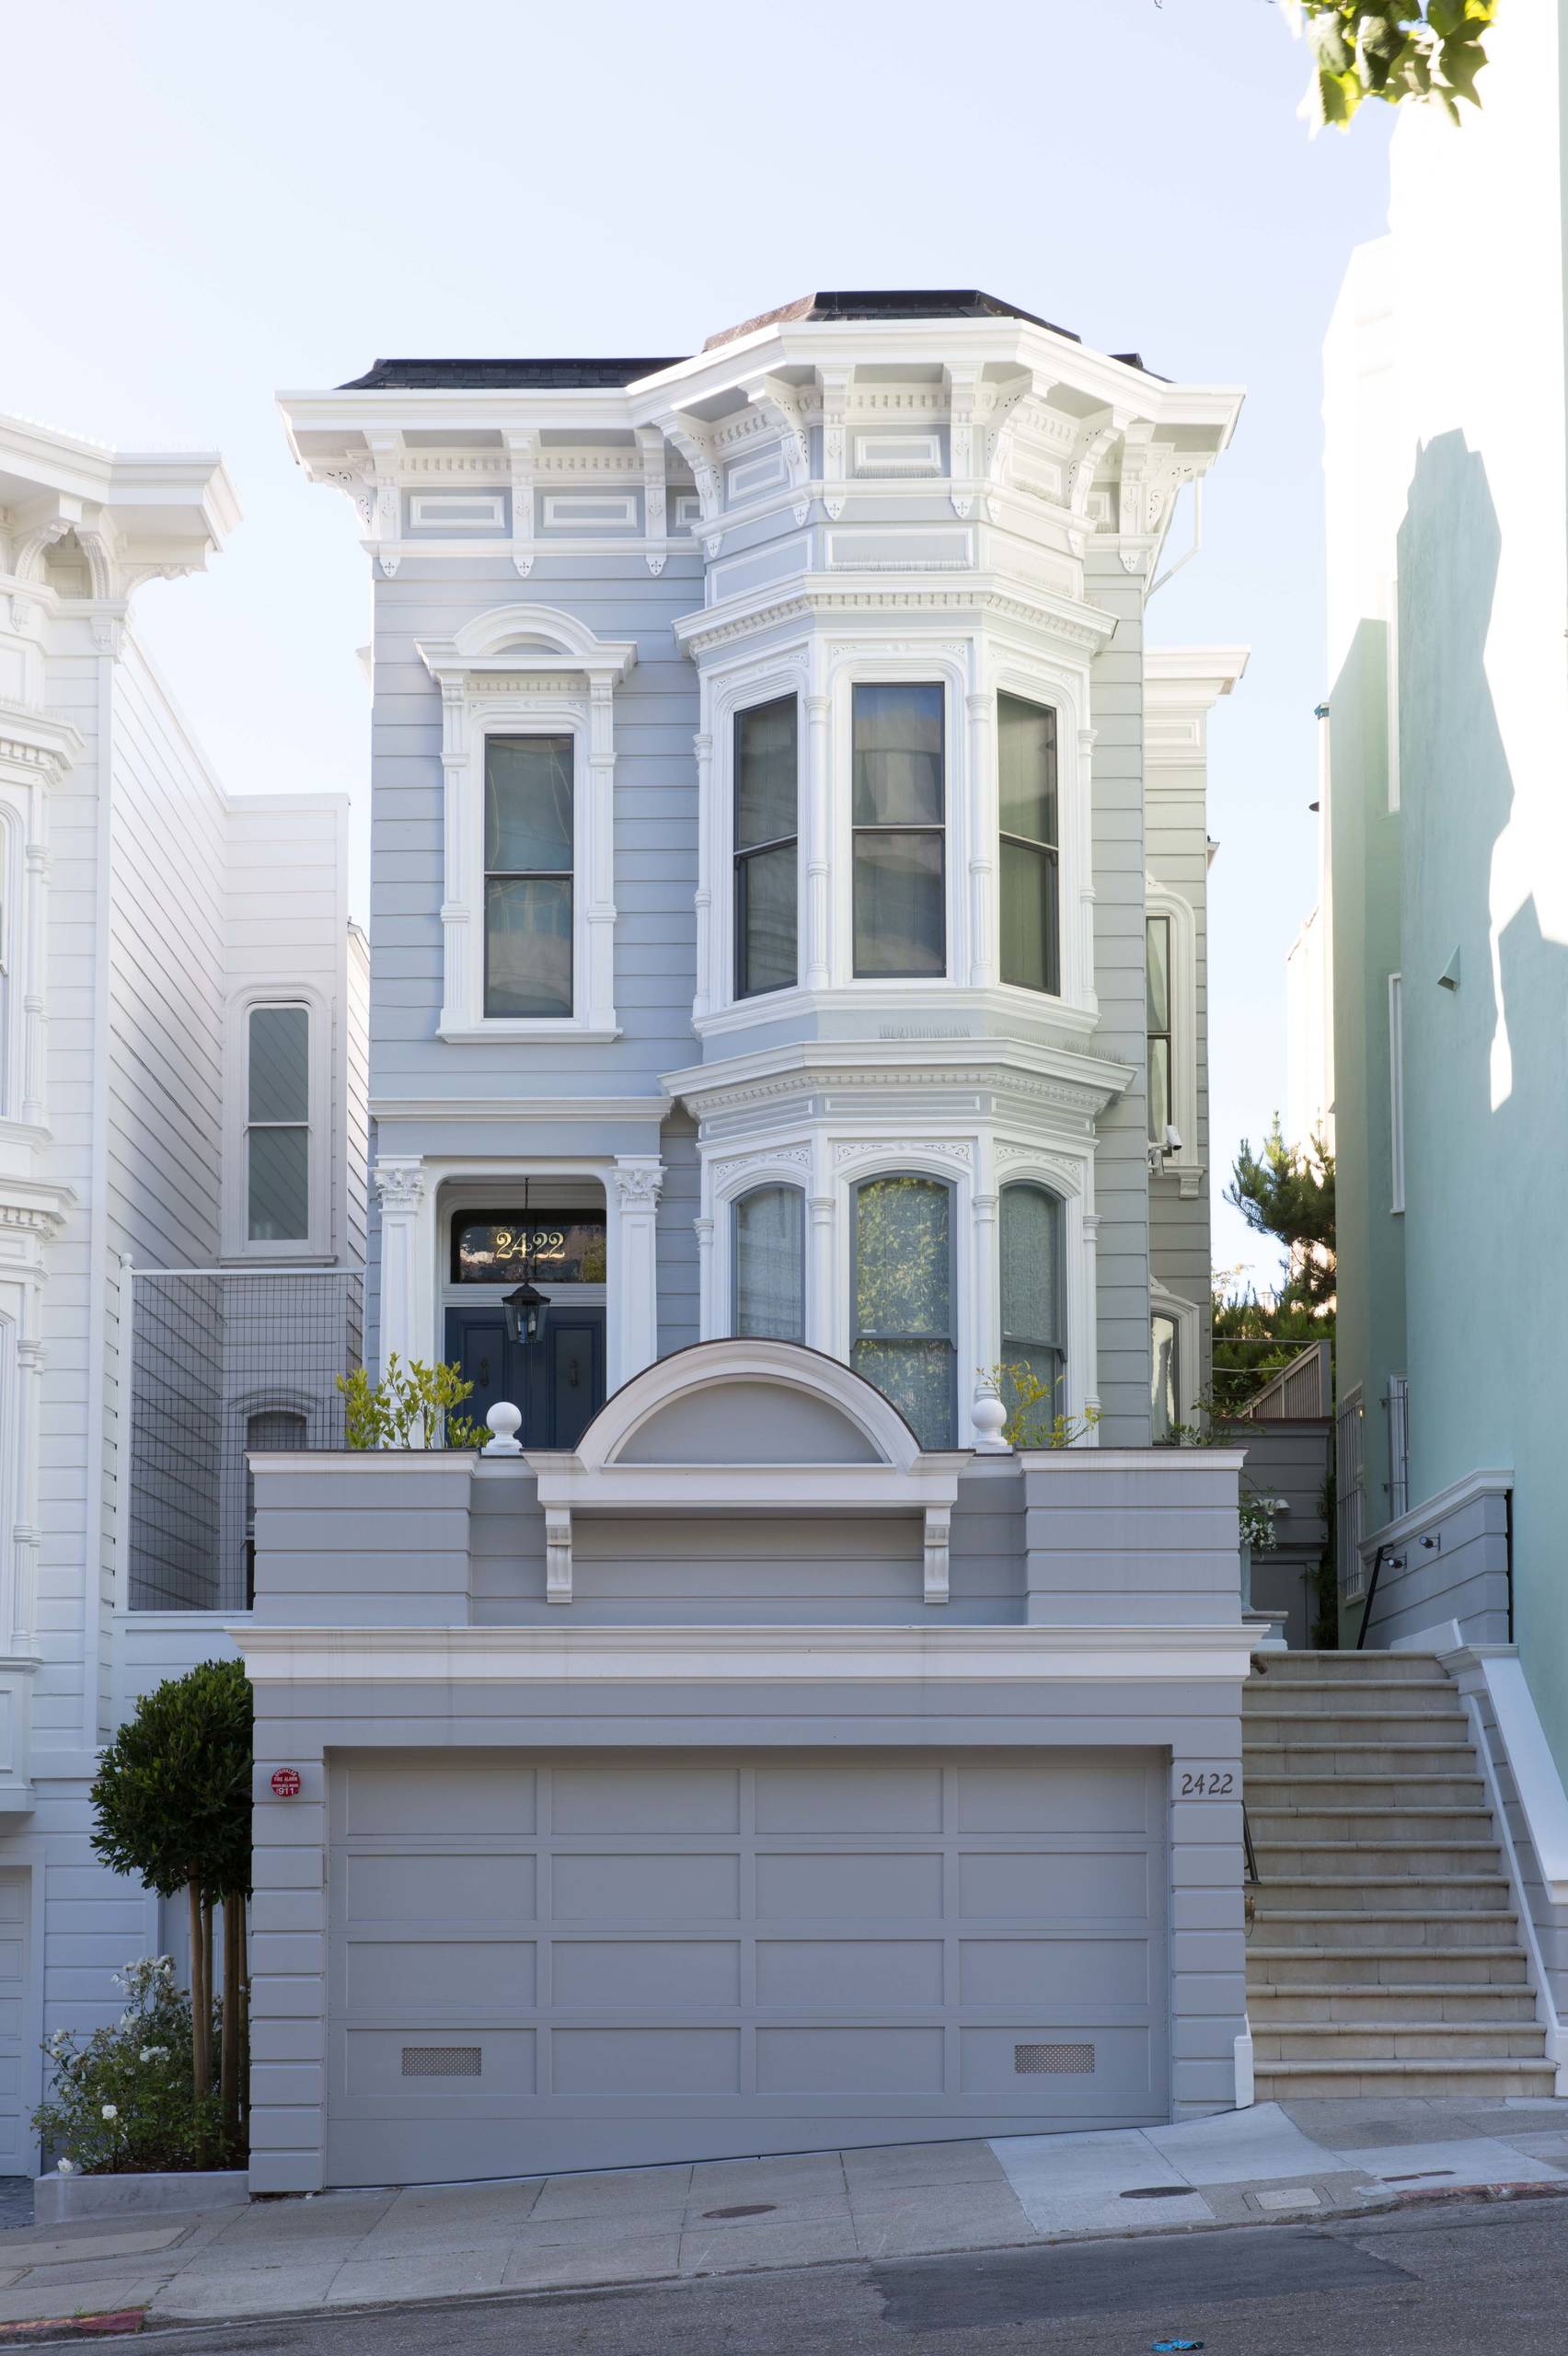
[445,1304,605,1450]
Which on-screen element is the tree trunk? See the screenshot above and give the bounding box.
[220,1892,242,2156]
[187,1880,209,2166]
[202,1896,214,2085]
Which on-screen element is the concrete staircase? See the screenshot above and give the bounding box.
[1244,1649,1555,2099]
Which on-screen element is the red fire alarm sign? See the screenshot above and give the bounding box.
[270,1768,303,1798]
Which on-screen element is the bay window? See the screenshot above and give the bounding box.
[732,1184,805,1341]
[484,733,574,1018]
[997,693,1060,994]
[852,684,945,976]
[734,697,798,998]
[851,1173,955,1447]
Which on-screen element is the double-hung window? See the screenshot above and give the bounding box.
[732,1184,805,1341]
[997,694,1060,993]
[484,734,574,1019]
[246,1005,310,1243]
[852,684,945,976]
[734,698,798,997]
[999,1184,1065,1427]
[851,1173,955,1448]
[1147,915,1172,1144]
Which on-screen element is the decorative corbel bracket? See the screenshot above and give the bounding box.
[545,1507,573,1605]
[504,428,538,579]
[923,1505,951,1606]
[635,425,669,575]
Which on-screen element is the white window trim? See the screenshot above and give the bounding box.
[1144,872,1202,1197]
[418,603,635,1045]
[1389,971,1405,1214]
[224,985,332,1263]
[691,628,1099,1039]
[1150,1277,1202,1433]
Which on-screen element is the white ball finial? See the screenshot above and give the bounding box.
[483,1400,523,1455]
[971,1386,1011,1453]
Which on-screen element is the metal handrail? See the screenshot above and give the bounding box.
[1355,1544,1388,1650]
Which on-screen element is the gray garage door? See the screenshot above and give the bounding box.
[326,1749,1168,2186]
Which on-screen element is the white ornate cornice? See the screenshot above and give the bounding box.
[671,573,1117,663]
[0,699,85,786]
[663,1038,1135,1128]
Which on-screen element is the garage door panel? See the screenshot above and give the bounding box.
[345,1939,536,2010]
[340,1763,535,1839]
[755,1761,944,1832]
[551,1940,742,2009]
[756,2026,945,2094]
[755,1939,946,2008]
[552,2028,741,2095]
[958,1935,1153,2007]
[344,2028,536,2097]
[955,1756,1150,1834]
[327,1750,1169,2182]
[551,1852,741,1923]
[551,1764,741,1833]
[958,1850,1152,1921]
[343,1852,536,1925]
[755,1851,945,1919]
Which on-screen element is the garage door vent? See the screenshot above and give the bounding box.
[401,2045,481,2078]
[1014,2042,1094,2075]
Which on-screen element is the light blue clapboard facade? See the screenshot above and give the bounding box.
[248,292,1258,2190]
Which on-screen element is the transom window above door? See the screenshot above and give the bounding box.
[484,735,575,1019]
[451,1209,607,1285]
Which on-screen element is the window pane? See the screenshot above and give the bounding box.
[997,694,1057,846]
[737,841,798,997]
[248,1005,308,1124]
[453,1213,606,1284]
[999,838,1059,994]
[851,1340,955,1449]
[248,1124,308,1242]
[734,1186,804,1341]
[853,832,944,976]
[1146,916,1170,1033]
[1000,1185,1061,1351]
[855,1176,951,1337]
[485,736,573,872]
[1147,1037,1171,1144]
[485,874,573,1017]
[1152,1311,1179,1440]
[1005,1342,1066,1436]
[735,698,798,851]
[852,684,944,826]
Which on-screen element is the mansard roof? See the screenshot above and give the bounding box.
[335,290,1156,392]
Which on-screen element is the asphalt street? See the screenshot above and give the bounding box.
[16,2196,1568,2355]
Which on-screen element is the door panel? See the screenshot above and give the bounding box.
[444,1306,605,1449]
[326,1749,1169,2186]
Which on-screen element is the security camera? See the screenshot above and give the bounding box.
[1163,1124,1182,1156]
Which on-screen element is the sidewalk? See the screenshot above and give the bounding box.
[1,2097,1566,2331]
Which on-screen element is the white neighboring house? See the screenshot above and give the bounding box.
[0,413,367,2173]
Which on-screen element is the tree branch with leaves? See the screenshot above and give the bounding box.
[1280,1,1500,131]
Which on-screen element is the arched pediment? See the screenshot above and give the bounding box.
[420,601,637,685]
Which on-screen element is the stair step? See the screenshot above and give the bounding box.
[1245,1779,1486,1811]
[1253,1844,1501,1877]
[1246,1684,1465,1714]
[1245,1717,1468,1749]
[1251,1652,1447,1682]
[1252,1910,1518,1948]
[1248,1946,1530,1984]
[1248,1985,1539,2022]
[1253,2022,1548,2062]
[1250,1811,1493,1843]
[1253,2059,1558,2101]
[1254,1877,1510,1913]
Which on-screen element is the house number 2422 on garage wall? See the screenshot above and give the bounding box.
[1176,1768,1235,1797]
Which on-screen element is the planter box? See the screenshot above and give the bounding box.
[34,2168,248,2225]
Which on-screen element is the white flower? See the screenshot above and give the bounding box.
[138,2046,168,2063]
[100,2104,118,2122]
[56,2158,75,2176]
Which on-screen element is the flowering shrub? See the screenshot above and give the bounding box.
[33,1957,225,2174]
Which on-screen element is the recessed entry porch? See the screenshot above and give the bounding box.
[440,1178,607,1449]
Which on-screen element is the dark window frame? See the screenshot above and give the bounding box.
[1146,912,1173,1145]
[245,1001,310,1243]
[999,1181,1066,1415]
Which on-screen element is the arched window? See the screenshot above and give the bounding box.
[732,1185,804,1341]
[851,1174,955,1448]
[999,1184,1065,1434]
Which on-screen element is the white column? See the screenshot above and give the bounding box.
[611,1157,664,1383]
[967,687,997,989]
[692,728,714,1022]
[374,1157,427,1378]
[804,688,831,990]
[694,1214,715,1341]
[438,680,468,1032]
[972,1190,999,1440]
[807,1194,836,1354]
[585,677,619,1034]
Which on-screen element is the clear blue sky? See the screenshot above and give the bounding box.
[6,0,1392,1288]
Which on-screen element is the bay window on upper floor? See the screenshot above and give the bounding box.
[485,733,575,1020]
[997,694,1059,996]
[734,698,798,998]
[851,684,945,978]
